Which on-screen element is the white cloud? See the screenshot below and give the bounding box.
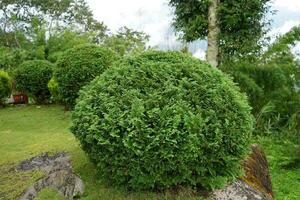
[270,1,300,55]
[269,20,300,38]
[268,20,300,55]
[86,0,173,46]
[273,0,300,12]
[293,42,300,55]
[193,49,206,60]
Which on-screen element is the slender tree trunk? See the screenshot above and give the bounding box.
[207,0,220,67]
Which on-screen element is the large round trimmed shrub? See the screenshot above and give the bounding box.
[14,60,53,104]
[71,51,254,190]
[54,44,117,109]
[0,70,12,105]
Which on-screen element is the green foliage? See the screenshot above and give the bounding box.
[46,29,94,62]
[14,60,53,104]
[0,47,27,71]
[0,0,107,71]
[222,26,300,135]
[169,0,271,62]
[0,0,107,44]
[47,77,61,103]
[54,44,117,109]
[71,51,254,190]
[0,70,12,105]
[257,136,300,199]
[229,63,299,133]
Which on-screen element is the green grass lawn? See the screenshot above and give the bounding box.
[257,137,300,200]
[0,105,205,200]
[0,105,299,199]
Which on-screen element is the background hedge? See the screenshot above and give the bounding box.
[71,51,254,190]
[14,60,53,104]
[54,44,117,109]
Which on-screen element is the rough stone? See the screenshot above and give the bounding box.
[17,152,66,171]
[18,152,84,200]
[213,180,268,200]
[242,145,273,199]
[212,144,273,200]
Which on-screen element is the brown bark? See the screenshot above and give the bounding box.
[207,0,220,67]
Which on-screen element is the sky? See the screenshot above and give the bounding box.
[86,0,300,58]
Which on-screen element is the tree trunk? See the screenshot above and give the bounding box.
[207,0,220,67]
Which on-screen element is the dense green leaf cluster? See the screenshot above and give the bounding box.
[13,60,53,104]
[225,60,300,135]
[222,26,300,135]
[46,30,95,63]
[54,44,117,109]
[0,70,12,105]
[71,51,254,190]
[230,64,297,113]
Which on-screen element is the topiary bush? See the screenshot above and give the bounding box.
[14,60,53,104]
[0,70,12,105]
[71,51,254,190]
[54,44,117,109]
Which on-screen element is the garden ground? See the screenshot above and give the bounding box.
[0,105,299,200]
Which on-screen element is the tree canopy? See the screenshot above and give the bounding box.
[0,0,149,71]
[169,0,272,64]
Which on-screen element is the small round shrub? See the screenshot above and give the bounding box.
[71,51,254,190]
[54,44,117,109]
[0,70,12,105]
[14,60,53,104]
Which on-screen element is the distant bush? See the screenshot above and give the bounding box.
[0,70,12,105]
[225,62,300,134]
[222,27,300,136]
[54,44,117,109]
[14,60,53,104]
[71,51,254,190]
[47,77,61,103]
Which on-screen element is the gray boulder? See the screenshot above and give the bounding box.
[18,152,84,200]
[213,145,273,200]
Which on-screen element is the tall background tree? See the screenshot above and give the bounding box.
[169,0,272,67]
[103,27,149,57]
